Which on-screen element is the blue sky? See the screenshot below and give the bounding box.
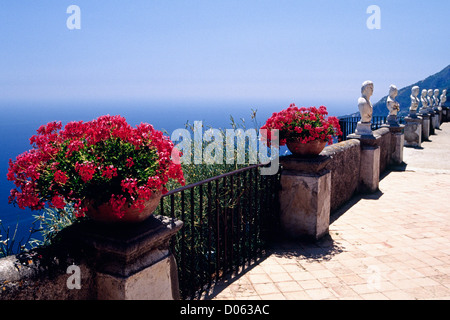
[0,0,449,111]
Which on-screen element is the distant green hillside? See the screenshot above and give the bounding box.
[372,64,450,117]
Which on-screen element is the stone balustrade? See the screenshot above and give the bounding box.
[278,122,406,241]
[278,89,448,242]
[0,83,447,299]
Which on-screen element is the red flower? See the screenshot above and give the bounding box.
[121,178,138,195]
[147,176,163,191]
[66,140,85,157]
[54,170,68,185]
[109,194,127,218]
[125,157,134,168]
[102,165,118,179]
[7,114,185,220]
[73,200,87,218]
[75,161,96,182]
[260,104,341,146]
[51,194,66,209]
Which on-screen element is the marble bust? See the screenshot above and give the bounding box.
[387,85,400,116]
[355,80,374,135]
[386,85,400,125]
[420,89,428,113]
[409,86,420,117]
[440,89,447,107]
[358,80,374,122]
[433,89,440,109]
[427,89,434,110]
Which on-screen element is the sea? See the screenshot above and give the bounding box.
[0,99,354,251]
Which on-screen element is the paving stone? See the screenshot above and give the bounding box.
[304,287,336,300]
[275,281,304,293]
[253,283,281,295]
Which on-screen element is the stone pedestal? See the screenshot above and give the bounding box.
[434,108,442,129]
[68,215,183,300]
[347,133,380,193]
[388,125,404,164]
[408,109,419,118]
[404,116,422,148]
[443,106,449,122]
[354,121,372,136]
[420,113,430,141]
[429,112,436,135]
[386,114,400,127]
[279,155,331,240]
[441,107,447,123]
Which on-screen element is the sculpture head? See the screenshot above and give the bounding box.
[412,86,420,97]
[389,85,398,98]
[434,89,439,97]
[427,89,433,97]
[421,89,427,97]
[361,80,374,98]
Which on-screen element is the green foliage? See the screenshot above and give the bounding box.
[29,204,80,248]
[0,219,38,258]
[168,109,261,185]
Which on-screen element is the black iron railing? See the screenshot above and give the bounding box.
[338,117,359,141]
[371,116,388,130]
[159,163,281,299]
[338,116,388,141]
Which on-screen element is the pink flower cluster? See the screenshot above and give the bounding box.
[102,165,118,179]
[7,115,185,219]
[261,104,342,146]
[75,161,96,183]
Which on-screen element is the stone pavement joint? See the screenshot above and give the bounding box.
[205,123,450,300]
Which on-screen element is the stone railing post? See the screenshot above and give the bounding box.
[68,215,183,300]
[441,106,448,123]
[419,112,430,141]
[378,115,405,165]
[387,125,405,164]
[279,155,331,240]
[429,110,436,135]
[347,133,381,193]
[437,107,443,128]
[404,112,422,148]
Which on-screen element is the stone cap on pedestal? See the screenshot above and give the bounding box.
[408,110,420,119]
[280,154,331,175]
[347,128,385,147]
[64,215,183,277]
[405,116,423,123]
[382,123,405,134]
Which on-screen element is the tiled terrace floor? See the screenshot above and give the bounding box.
[206,122,450,300]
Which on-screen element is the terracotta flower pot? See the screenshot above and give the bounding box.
[85,190,162,223]
[286,139,327,156]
